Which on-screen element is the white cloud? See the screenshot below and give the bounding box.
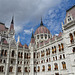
[24,28,34,34]
[0,0,62,33]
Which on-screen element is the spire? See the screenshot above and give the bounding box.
[40,17,43,26]
[31,31,34,38]
[10,16,14,30]
[11,16,14,24]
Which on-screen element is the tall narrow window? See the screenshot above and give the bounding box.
[54,63,58,70]
[5,50,7,56]
[63,54,65,59]
[58,44,61,52]
[34,53,35,58]
[52,47,54,54]
[0,66,4,72]
[38,66,40,72]
[73,47,75,53]
[34,67,36,72]
[42,65,45,71]
[9,66,13,72]
[54,46,56,53]
[69,33,74,43]
[61,43,64,51]
[18,67,21,72]
[25,67,27,72]
[12,50,15,57]
[18,52,20,58]
[48,64,51,71]
[62,62,66,69]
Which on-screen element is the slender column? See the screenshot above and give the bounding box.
[15,43,18,75]
[5,40,10,75]
[22,46,25,75]
[30,47,34,75]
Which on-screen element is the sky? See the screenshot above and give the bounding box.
[0,0,75,45]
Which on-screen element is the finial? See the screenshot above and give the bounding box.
[11,16,14,24]
[40,17,43,26]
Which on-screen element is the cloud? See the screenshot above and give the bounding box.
[0,0,62,33]
[24,28,34,34]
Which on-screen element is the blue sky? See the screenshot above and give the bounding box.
[0,0,75,45]
[19,0,75,45]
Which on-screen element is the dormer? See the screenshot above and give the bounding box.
[66,14,73,23]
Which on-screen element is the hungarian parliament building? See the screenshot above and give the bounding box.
[0,5,75,75]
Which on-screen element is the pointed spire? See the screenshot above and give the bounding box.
[10,16,14,30]
[31,31,34,38]
[11,16,14,24]
[40,17,43,26]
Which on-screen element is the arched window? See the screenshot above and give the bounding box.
[18,67,21,72]
[1,38,5,42]
[34,53,35,58]
[45,34,47,39]
[9,66,13,72]
[3,60,5,63]
[41,34,43,39]
[12,50,15,57]
[37,35,39,39]
[5,50,7,56]
[0,66,4,72]
[63,54,65,59]
[72,47,75,53]
[61,43,64,51]
[34,67,36,72]
[69,33,74,43]
[52,47,54,54]
[62,62,66,69]
[48,64,51,71]
[54,63,58,70]
[60,55,62,59]
[38,66,40,72]
[54,46,56,53]
[24,53,26,58]
[25,67,27,72]
[1,49,4,56]
[53,57,55,61]
[21,53,23,58]
[42,65,45,71]
[18,52,20,58]
[58,44,61,52]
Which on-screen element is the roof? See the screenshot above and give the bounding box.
[66,5,75,12]
[34,26,50,35]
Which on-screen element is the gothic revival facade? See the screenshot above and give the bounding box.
[0,5,75,75]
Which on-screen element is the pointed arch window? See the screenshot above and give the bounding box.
[54,63,58,70]
[9,66,13,72]
[62,62,66,69]
[42,65,45,71]
[58,44,61,52]
[61,43,64,51]
[0,66,4,72]
[73,47,75,53]
[69,33,74,43]
[38,66,40,72]
[52,47,54,54]
[48,64,51,71]
[12,50,15,57]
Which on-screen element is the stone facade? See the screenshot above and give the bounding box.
[0,5,75,75]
